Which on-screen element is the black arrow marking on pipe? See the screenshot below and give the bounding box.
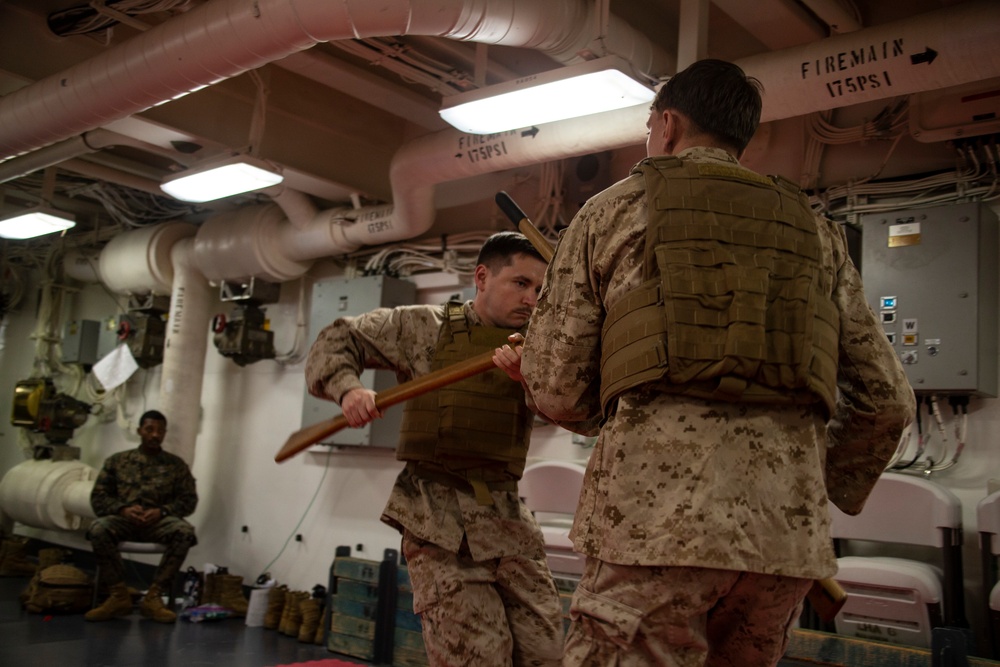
[910,48,938,65]
[521,127,539,138]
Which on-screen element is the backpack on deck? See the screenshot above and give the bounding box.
[21,564,93,614]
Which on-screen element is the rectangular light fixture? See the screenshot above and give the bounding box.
[0,206,76,240]
[160,154,284,203]
[439,55,655,135]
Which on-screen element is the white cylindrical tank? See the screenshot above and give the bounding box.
[0,460,98,531]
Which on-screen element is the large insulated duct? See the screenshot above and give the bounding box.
[0,0,671,161]
[267,1,1000,254]
[160,238,213,466]
[98,222,197,295]
[0,460,98,531]
[193,205,312,283]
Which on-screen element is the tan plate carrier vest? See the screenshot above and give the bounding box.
[599,156,840,418]
[398,302,533,505]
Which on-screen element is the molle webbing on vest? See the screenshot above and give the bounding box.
[599,156,839,416]
[398,302,532,501]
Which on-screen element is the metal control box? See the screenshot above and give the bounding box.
[301,274,417,447]
[63,319,117,365]
[860,202,998,396]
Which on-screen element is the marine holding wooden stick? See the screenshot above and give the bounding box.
[493,59,916,666]
[304,231,562,667]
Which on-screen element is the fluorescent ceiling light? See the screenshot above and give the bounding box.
[160,155,284,203]
[0,207,76,240]
[439,55,655,135]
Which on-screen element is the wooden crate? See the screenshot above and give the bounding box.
[393,564,427,666]
[327,556,381,661]
[328,632,375,661]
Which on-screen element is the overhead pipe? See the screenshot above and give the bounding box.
[59,158,166,196]
[54,1,1000,283]
[98,222,197,295]
[739,1,1000,122]
[0,0,672,161]
[0,129,189,185]
[184,104,649,274]
[798,0,863,34]
[266,185,320,229]
[185,0,1000,267]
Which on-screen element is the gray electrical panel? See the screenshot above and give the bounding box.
[861,202,998,396]
[301,274,417,447]
[63,319,117,365]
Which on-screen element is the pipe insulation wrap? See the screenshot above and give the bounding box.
[193,205,312,283]
[0,0,670,159]
[276,209,363,258]
[98,222,197,295]
[740,1,1000,122]
[0,460,98,531]
[160,238,213,466]
[63,479,98,521]
[63,250,103,284]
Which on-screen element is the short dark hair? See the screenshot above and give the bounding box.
[139,410,167,428]
[475,231,544,272]
[652,59,763,154]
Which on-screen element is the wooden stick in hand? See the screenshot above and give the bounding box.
[275,350,498,462]
[495,191,554,263]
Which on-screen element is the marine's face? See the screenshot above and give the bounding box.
[474,253,547,329]
[137,418,166,450]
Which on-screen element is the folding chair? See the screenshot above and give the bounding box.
[519,460,587,576]
[828,472,965,648]
[976,489,1000,659]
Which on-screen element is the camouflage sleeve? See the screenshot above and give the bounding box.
[521,207,604,436]
[305,304,442,404]
[89,455,125,518]
[163,458,198,518]
[824,220,916,515]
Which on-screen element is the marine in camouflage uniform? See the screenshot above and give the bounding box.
[88,410,198,594]
[305,232,562,667]
[515,61,916,666]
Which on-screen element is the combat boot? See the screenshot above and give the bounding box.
[36,547,70,570]
[139,583,176,623]
[280,590,308,636]
[263,584,287,630]
[0,536,37,576]
[85,582,132,621]
[202,571,220,605]
[218,574,249,617]
[298,596,321,642]
[313,605,326,645]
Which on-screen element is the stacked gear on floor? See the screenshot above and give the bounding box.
[261,582,325,645]
[174,565,250,622]
[0,535,37,577]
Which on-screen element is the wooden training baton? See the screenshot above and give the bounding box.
[495,191,555,263]
[275,351,498,462]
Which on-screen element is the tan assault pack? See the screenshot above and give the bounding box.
[22,564,93,614]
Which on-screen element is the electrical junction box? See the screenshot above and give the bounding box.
[63,319,100,365]
[860,202,998,396]
[301,274,417,448]
[63,319,117,365]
